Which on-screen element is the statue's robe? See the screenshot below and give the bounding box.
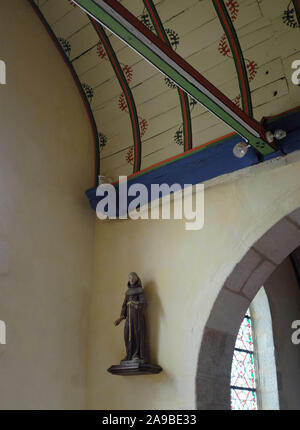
[120,280,148,362]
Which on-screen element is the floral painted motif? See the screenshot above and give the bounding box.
[233,93,242,108]
[164,76,177,89]
[217,1,258,108]
[95,36,149,165]
[118,93,128,112]
[226,0,239,22]
[97,41,107,59]
[165,28,180,50]
[140,13,153,30]
[58,37,71,56]
[122,65,133,84]
[82,83,94,102]
[282,2,299,28]
[174,127,184,146]
[99,133,108,152]
[139,118,149,138]
[68,0,76,7]
[140,9,180,50]
[247,61,258,82]
[219,34,231,57]
[125,146,134,165]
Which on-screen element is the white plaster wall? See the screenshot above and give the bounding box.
[88,155,300,409]
[0,0,95,409]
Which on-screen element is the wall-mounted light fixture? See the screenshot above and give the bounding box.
[233,129,287,159]
[233,142,251,159]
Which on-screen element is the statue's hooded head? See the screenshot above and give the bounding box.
[128,272,141,287]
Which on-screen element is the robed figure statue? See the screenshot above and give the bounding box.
[108,273,162,375]
[114,272,148,363]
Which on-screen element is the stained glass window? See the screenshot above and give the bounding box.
[230,310,258,410]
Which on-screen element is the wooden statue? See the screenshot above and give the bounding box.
[108,273,162,376]
[114,272,148,363]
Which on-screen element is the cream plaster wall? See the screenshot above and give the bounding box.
[88,155,300,410]
[0,0,95,409]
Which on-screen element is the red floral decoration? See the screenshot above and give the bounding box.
[139,118,148,137]
[96,42,107,59]
[123,65,133,84]
[219,34,231,57]
[118,93,128,112]
[246,60,258,82]
[125,147,134,165]
[217,0,258,104]
[226,0,239,22]
[233,93,241,107]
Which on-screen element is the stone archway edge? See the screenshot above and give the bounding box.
[197,209,300,409]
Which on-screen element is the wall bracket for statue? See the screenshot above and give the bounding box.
[107,273,162,376]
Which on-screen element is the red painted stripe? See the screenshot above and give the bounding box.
[179,89,190,151]
[103,0,265,137]
[93,21,140,172]
[144,0,165,42]
[215,0,250,115]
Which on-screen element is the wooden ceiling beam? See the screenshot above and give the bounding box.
[73,0,277,156]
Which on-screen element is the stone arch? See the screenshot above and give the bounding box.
[196,208,300,410]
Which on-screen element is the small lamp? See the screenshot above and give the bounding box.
[233,142,250,159]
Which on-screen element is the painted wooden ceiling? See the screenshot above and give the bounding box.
[32,0,299,183]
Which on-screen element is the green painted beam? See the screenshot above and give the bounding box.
[73,0,277,156]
